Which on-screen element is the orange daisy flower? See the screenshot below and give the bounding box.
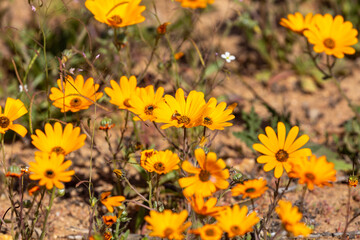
[178,148,229,197]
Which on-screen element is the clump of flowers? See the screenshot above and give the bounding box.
[49,75,103,112]
[253,122,312,178]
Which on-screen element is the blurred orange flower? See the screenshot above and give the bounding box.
[85,0,146,28]
[100,192,125,213]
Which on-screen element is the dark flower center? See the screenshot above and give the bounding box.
[0,116,10,128]
[45,169,55,178]
[323,38,335,49]
[171,111,181,120]
[205,228,215,236]
[230,225,241,235]
[305,172,316,181]
[70,97,82,107]
[203,117,213,125]
[275,149,289,162]
[177,116,190,125]
[163,227,174,238]
[109,15,123,25]
[123,99,131,108]
[51,146,66,156]
[245,187,256,193]
[199,170,211,182]
[145,151,154,158]
[153,162,165,172]
[144,105,155,115]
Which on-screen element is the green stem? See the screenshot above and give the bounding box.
[1,134,5,174]
[39,188,56,240]
[139,37,160,81]
[183,128,187,161]
[28,189,46,239]
[148,173,153,209]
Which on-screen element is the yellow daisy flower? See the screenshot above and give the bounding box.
[276,200,312,237]
[201,98,235,130]
[129,85,164,122]
[280,12,314,34]
[140,149,158,169]
[289,155,336,190]
[142,150,180,174]
[0,98,28,137]
[85,0,146,28]
[104,76,138,110]
[253,122,312,178]
[31,122,86,156]
[100,192,125,213]
[144,210,191,240]
[178,148,229,197]
[231,178,268,199]
[176,0,214,9]
[29,152,75,189]
[190,224,223,240]
[49,75,103,113]
[216,205,259,238]
[154,88,207,129]
[188,195,225,217]
[304,14,358,58]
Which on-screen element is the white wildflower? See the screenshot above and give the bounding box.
[221,52,236,63]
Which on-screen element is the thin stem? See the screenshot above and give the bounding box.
[28,189,46,239]
[139,37,160,81]
[155,174,160,208]
[342,186,352,240]
[39,187,56,240]
[263,178,292,238]
[122,176,148,203]
[1,134,6,174]
[305,41,330,78]
[299,185,307,212]
[148,173,153,209]
[19,176,25,237]
[183,128,187,161]
[116,111,130,154]
[152,122,180,151]
[251,199,260,240]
